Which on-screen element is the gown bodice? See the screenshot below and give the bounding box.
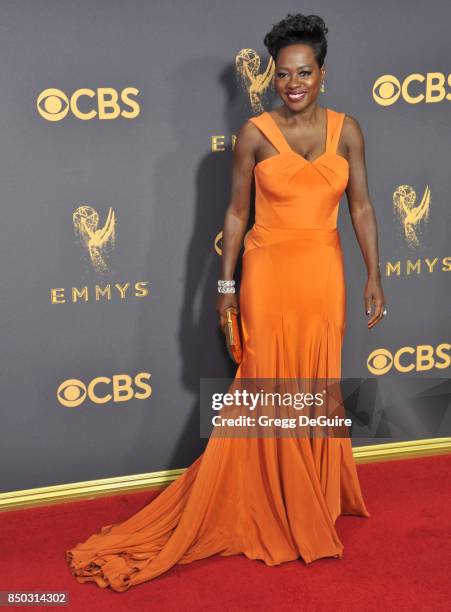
[248,108,349,230]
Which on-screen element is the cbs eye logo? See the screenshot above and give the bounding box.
[37,86,140,121]
[367,343,450,375]
[372,75,401,106]
[214,230,223,255]
[57,372,152,407]
[372,72,451,106]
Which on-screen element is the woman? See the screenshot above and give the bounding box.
[66,13,385,591]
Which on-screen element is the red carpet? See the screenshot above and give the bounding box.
[1,454,449,611]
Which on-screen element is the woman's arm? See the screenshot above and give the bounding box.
[216,120,258,329]
[343,115,387,329]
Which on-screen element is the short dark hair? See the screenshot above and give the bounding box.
[263,13,328,67]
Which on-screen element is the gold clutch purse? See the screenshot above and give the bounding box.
[223,307,243,364]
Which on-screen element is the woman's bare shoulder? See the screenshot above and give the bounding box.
[341,112,365,152]
[235,115,265,147]
[341,112,364,136]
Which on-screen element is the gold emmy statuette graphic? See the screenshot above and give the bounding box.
[393,184,431,248]
[73,205,116,274]
[235,49,275,113]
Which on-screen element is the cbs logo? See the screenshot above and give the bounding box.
[37,87,140,121]
[367,343,450,375]
[57,372,152,407]
[214,230,223,255]
[372,72,451,106]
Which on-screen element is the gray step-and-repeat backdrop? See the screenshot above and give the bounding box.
[1,1,449,492]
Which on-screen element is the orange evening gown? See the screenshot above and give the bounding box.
[66,107,370,592]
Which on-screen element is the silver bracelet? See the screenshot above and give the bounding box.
[218,279,236,294]
[218,286,236,294]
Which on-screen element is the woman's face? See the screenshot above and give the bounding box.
[273,43,325,110]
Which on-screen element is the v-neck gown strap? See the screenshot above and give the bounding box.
[65,106,370,593]
[250,112,293,155]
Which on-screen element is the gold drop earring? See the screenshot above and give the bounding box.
[320,80,325,93]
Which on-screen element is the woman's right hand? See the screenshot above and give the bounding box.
[216,293,240,332]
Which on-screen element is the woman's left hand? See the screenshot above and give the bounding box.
[364,276,387,329]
